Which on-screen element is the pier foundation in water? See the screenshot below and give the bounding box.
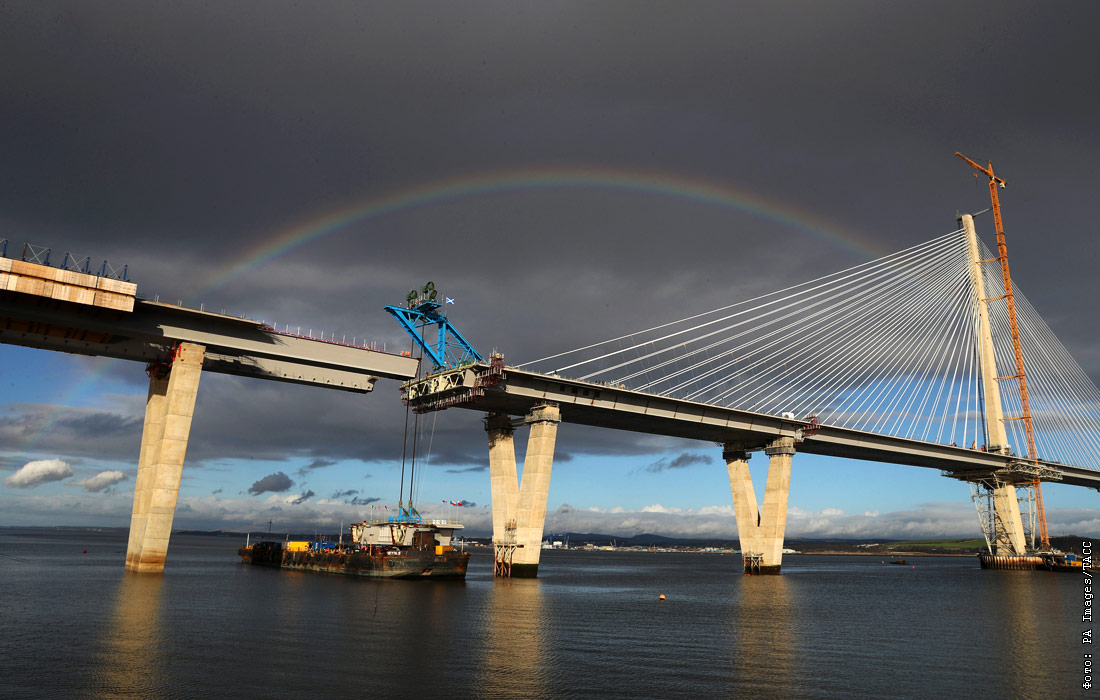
[126,342,205,574]
[487,404,560,577]
[726,437,796,575]
[977,554,1042,570]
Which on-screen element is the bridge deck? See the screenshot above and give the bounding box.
[402,363,1100,489]
[0,258,419,391]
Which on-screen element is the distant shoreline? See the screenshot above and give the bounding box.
[799,550,974,557]
[4,526,1089,556]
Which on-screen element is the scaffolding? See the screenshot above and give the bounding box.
[961,462,1061,554]
[743,551,763,574]
[493,518,518,578]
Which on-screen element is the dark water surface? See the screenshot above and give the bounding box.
[0,528,1088,699]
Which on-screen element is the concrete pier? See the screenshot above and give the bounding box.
[125,342,204,573]
[726,437,796,574]
[486,404,560,577]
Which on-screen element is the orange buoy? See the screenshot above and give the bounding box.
[659,594,666,601]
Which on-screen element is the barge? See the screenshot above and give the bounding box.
[978,551,1084,572]
[239,514,469,579]
[1038,551,1084,572]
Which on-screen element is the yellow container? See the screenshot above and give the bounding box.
[285,541,310,552]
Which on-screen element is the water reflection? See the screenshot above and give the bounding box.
[92,573,165,699]
[730,576,795,698]
[993,572,1056,698]
[480,579,547,698]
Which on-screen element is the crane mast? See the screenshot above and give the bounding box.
[955,152,1050,551]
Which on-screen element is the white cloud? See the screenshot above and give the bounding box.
[530,502,998,540]
[0,484,1092,544]
[641,503,683,514]
[3,459,73,488]
[697,505,735,516]
[73,470,128,493]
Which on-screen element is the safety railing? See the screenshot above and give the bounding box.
[0,240,129,281]
[21,242,50,266]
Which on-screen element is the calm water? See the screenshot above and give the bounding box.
[0,528,1089,699]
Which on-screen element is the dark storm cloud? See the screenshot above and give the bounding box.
[290,490,315,505]
[349,496,381,506]
[0,403,142,462]
[248,472,293,495]
[54,412,143,438]
[175,374,508,470]
[669,454,713,469]
[1,0,1098,485]
[332,489,359,499]
[0,455,25,472]
[183,376,412,464]
[296,458,337,476]
[644,453,714,474]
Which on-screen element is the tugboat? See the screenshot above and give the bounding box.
[239,511,469,579]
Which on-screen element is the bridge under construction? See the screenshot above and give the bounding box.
[394,157,1100,576]
[2,155,1098,576]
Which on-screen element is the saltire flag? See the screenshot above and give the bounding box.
[445,297,455,305]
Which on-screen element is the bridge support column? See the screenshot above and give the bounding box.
[125,342,204,573]
[725,437,795,574]
[485,404,560,578]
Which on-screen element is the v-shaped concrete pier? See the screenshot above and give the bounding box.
[487,404,560,577]
[725,438,796,574]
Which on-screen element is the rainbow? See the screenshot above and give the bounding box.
[196,165,884,295]
[5,168,883,463]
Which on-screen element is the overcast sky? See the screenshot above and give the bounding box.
[1,2,1097,540]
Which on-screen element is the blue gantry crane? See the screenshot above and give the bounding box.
[384,282,484,371]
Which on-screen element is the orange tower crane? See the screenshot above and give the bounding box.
[955,152,1050,551]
